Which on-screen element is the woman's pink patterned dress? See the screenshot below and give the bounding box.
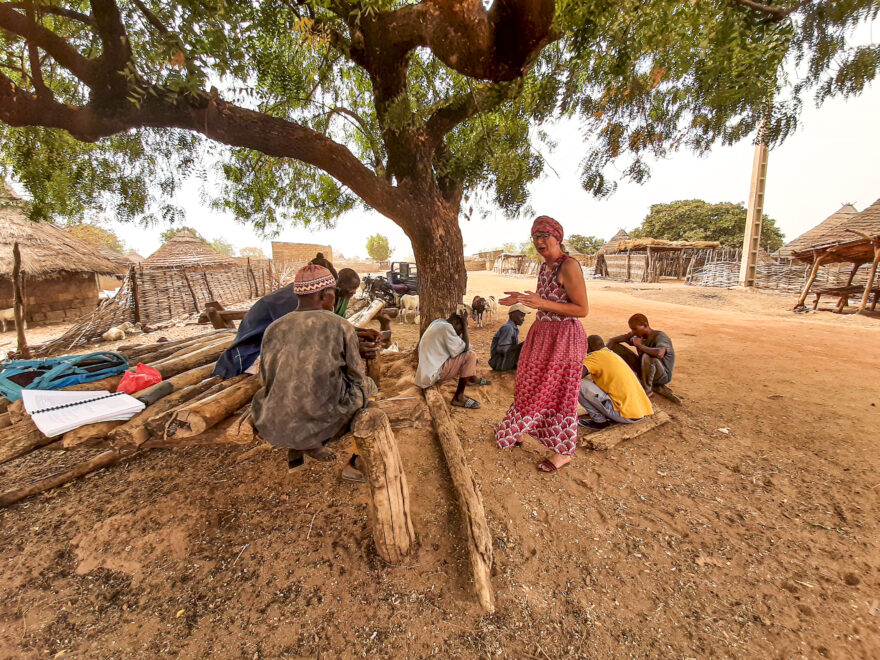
[495,254,587,455]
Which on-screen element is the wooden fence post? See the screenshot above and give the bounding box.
[129,265,141,324]
[351,406,416,563]
[12,242,30,358]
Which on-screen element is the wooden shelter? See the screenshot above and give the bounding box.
[778,204,859,259]
[597,229,629,256]
[144,231,237,270]
[596,238,720,282]
[0,183,119,325]
[792,198,880,313]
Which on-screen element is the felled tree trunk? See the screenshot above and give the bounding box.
[145,375,249,439]
[164,376,261,439]
[423,387,495,613]
[0,423,57,465]
[351,406,416,563]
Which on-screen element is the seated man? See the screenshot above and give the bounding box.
[414,311,488,409]
[309,251,338,279]
[213,268,361,378]
[488,303,530,371]
[607,313,675,397]
[579,335,653,430]
[251,265,377,470]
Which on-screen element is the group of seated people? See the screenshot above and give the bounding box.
[215,257,676,480]
[482,306,675,428]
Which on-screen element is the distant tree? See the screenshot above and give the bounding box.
[210,237,235,256]
[239,247,266,259]
[630,200,784,251]
[519,240,539,260]
[160,226,204,244]
[66,223,125,253]
[500,242,518,254]
[366,234,391,262]
[567,234,604,255]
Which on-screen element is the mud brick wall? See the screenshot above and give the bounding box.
[0,272,99,325]
[271,242,333,267]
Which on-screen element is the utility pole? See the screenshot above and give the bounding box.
[739,122,769,287]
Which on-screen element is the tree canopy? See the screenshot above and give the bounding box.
[0,0,875,322]
[630,200,785,251]
[366,233,390,261]
[239,246,266,259]
[209,237,235,256]
[66,222,126,252]
[160,226,204,244]
[566,234,604,255]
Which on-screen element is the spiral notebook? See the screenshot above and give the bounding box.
[21,389,145,437]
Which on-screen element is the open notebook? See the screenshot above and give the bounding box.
[21,389,146,438]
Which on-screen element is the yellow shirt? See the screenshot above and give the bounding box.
[584,348,653,419]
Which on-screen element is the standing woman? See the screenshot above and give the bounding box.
[496,216,589,471]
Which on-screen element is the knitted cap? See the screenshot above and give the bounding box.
[293,264,336,295]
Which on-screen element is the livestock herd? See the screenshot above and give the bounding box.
[393,293,499,327]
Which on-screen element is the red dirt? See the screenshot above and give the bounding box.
[1,273,878,659]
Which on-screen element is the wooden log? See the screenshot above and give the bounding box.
[132,332,229,364]
[858,245,880,314]
[109,376,224,448]
[0,424,58,466]
[61,420,125,449]
[0,413,10,429]
[117,329,223,356]
[12,242,30,359]
[348,300,385,328]
[134,362,218,406]
[225,407,256,444]
[423,387,495,613]
[794,253,829,309]
[351,406,416,563]
[148,339,234,380]
[167,377,261,439]
[374,397,432,430]
[365,351,381,387]
[581,411,671,451]
[0,398,9,414]
[145,375,249,439]
[0,449,138,509]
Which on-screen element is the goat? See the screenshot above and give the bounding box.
[0,308,26,333]
[485,296,499,323]
[398,294,419,323]
[471,296,488,328]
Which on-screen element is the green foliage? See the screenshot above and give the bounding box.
[567,234,604,255]
[209,237,235,256]
[66,224,126,253]
[160,226,204,244]
[519,241,539,260]
[366,234,391,262]
[239,247,266,259]
[0,0,876,231]
[629,200,785,251]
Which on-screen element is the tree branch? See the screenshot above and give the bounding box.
[90,0,132,68]
[425,79,523,148]
[0,73,403,220]
[0,4,98,84]
[727,0,808,22]
[3,2,94,25]
[322,106,386,177]
[129,0,169,35]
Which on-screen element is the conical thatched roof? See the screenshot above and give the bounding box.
[125,250,145,264]
[597,229,628,255]
[778,204,859,257]
[846,198,880,240]
[143,231,236,270]
[94,245,131,273]
[0,183,121,277]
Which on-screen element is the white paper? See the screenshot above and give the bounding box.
[22,389,145,437]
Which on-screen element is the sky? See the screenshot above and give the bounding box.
[74,26,880,261]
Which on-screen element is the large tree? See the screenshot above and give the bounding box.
[0,1,876,326]
[66,222,125,252]
[631,199,785,251]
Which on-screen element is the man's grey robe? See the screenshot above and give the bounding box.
[252,309,377,450]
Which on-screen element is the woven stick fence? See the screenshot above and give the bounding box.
[17,262,277,357]
[686,261,874,293]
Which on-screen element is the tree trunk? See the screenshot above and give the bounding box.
[407,204,466,334]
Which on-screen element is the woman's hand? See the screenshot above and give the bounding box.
[499,291,524,306]
[518,291,544,310]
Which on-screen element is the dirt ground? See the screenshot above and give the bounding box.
[1,271,878,659]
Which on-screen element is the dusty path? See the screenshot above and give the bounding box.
[0,272,877,659]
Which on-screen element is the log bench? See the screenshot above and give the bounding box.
[812,285,880,313]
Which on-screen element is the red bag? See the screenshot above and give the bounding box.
[115,363,162,395]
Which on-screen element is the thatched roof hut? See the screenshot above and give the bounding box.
[125,250,145,264]
[597,229,628,255]
[143,231,236,270]
[0,182,120,324]
[778,204,859,258]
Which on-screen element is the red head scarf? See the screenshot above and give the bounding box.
[531,215,563,242]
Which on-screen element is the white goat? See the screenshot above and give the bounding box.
[0,308,26,333]
[398,294,419,324]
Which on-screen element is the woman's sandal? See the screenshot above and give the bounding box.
[537,457,571,472]
[451,396,481,409]
[472,377,492,386]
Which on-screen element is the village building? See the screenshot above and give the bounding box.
[0,183,120,326]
